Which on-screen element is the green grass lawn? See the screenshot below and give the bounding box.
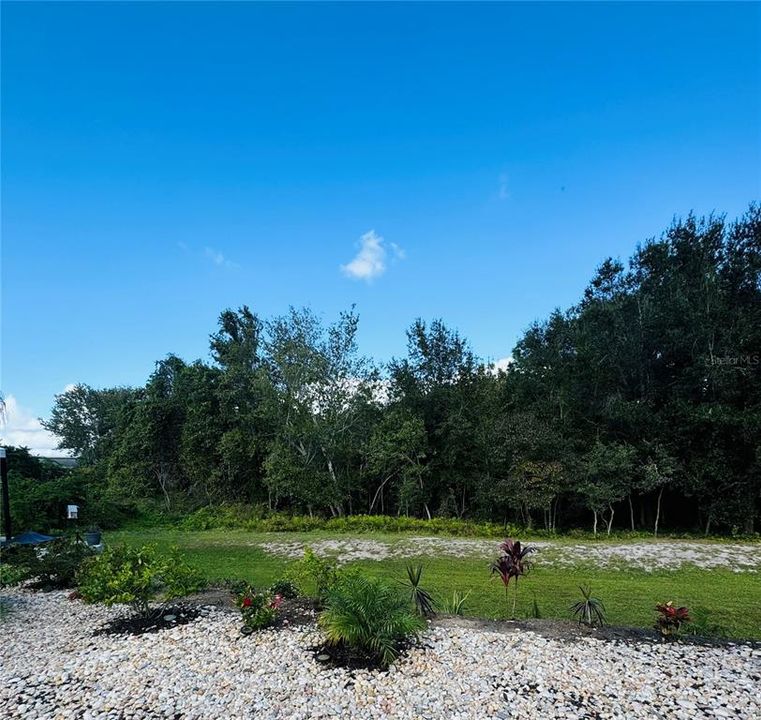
[107,528,761,640]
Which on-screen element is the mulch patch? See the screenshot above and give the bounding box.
[309,640,398,672]
[95,605,203,636]
[180,587,319,628]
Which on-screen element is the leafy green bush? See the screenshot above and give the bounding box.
[27,538,95,591]
[286,547,340,602]
[179,504,268,531]
[319,574,426,667]
[269,578,299,599]
[0,563,31,588]
[77,544,205,616]
[686,606,729,638]
[236,585,283,631]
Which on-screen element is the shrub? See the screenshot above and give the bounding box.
[686,606,729,638]
[237,585,283,632]
[286,547,339,602]
[570,584,606,627]
[27,538,95,591]
[0,563,31,588]
[269,578,299,599]
[400,564,435,617]
[655,601,691,638]
[491,538,535,618]
[319,574,426,667]
[77,544,205,617]
[442,589,470,616]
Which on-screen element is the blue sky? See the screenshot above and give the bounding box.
[1,2,759,452]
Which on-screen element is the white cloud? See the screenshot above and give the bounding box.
[341,230,403,281]
[204,246,239,269]
[489,356,513,374]
[498,173,510,200]
[0,395,68,457]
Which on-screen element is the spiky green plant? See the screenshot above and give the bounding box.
[319,574,425,667]
[442,589,470,616]
[400,564,436,617]
[570,584,606,627]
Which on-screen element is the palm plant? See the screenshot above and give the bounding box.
[570,584,606,627]
[319,574,426,667]
[400,564,436,617]
[491,538,534,619]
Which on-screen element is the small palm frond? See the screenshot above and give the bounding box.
[319,574,425,667]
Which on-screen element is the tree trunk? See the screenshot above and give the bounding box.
[592,509,598,537]
[654,487,664,537]
[606,503,615,535]
[628,495,635,531]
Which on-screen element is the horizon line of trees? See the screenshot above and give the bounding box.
[36,206,761,534]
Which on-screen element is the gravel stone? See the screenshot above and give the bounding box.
[1,588,759,719]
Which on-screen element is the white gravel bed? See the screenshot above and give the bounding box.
[1,589,759,719]
[257,537,761,572]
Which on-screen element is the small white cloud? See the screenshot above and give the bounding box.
[204,247,239,269]
[489,356,513,374]
[498,173,510,200]
[341,230,402,281]
[0,395,68,457]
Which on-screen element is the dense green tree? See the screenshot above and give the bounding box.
[34,205,760,534]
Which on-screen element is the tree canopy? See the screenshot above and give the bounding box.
[41,207,761,534]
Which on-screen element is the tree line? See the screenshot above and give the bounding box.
[41,207,761,534]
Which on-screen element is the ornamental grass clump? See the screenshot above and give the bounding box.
[237,585,283,633]
[491,538,534,619]
[319,573,425,668]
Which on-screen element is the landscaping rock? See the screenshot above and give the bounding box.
[0,588,759,719]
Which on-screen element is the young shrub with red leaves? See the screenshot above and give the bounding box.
[655,601,691,638]
[491,539,535,619]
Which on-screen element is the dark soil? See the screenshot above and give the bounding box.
[309,640,411,672]
[180,586,319,628]
[95,605,203,636]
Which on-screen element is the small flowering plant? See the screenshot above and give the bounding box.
[236,585,284,631]
[655,601,691,638]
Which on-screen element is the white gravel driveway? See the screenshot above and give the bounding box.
[257,537,761,572]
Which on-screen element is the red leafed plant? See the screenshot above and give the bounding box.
[236,586,283,632]
[491,539,535,619]
[655,601,691,638]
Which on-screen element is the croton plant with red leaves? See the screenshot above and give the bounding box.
[655,601,691,638]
